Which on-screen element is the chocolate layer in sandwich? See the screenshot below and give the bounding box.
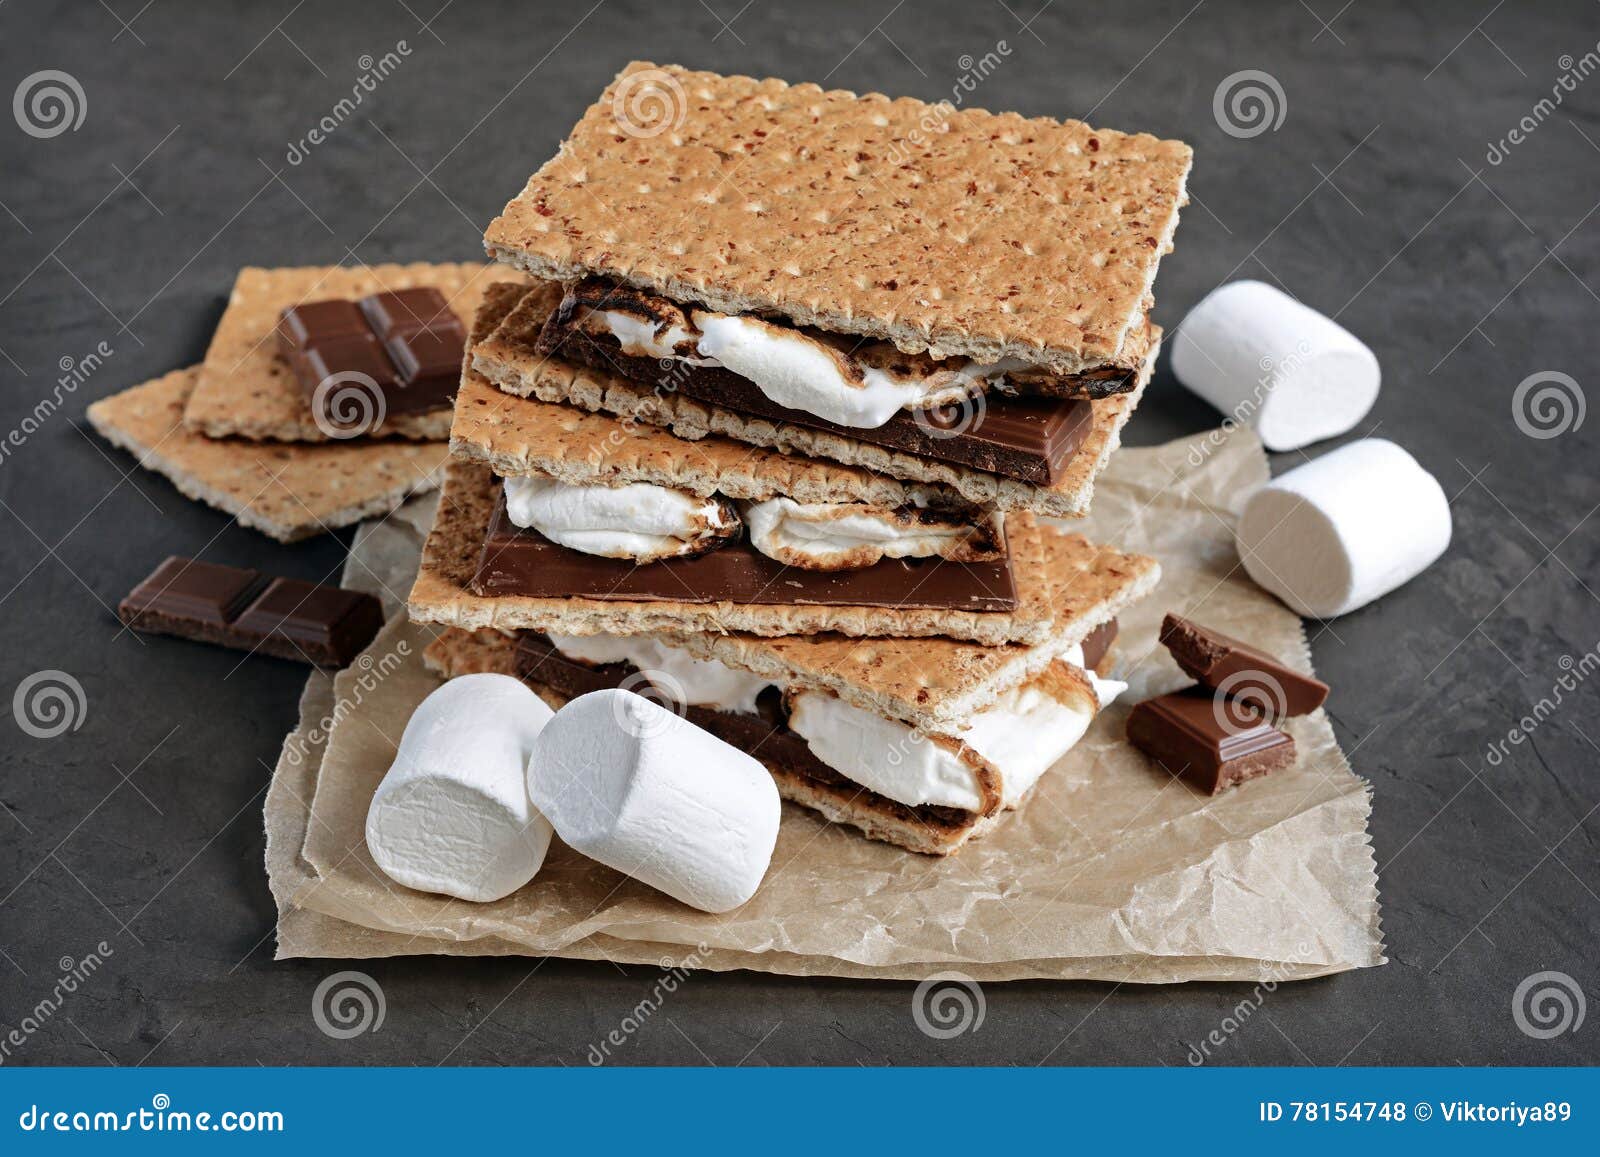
[472,490,1019,612]
[513,633,978,836]
[535,297,1094,486]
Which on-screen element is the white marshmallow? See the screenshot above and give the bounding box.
[786,655,1110,812]
[546,632,775,714]
[1172,280,1381,451]
[502,473,733,562]
[742,497,993,569]
[1235,438,1451,619]
[365,674,555,902]
[527,690,780,913]
[594,306,1004,430]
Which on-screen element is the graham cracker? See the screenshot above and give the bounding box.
[184,263,520,442]
[422,627,1016,855]
[472,283,1157,517]
[486,62,1191,375]
[87,368,449,542]
[407,459,1058,645]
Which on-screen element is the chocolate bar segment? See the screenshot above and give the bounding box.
[1125,687,1296,794]
[535,320,1093,486]
[277,287,467,423]
[473,492,1018,612]
[1159,613,1329,716]
[1079,618,1118,673]
[118,556,383,667]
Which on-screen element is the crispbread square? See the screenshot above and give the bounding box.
[471,283,1157,517]
[407,459,1058,645]
[184,263,520,442]
[486,62,1191,375]
[87,368,449,542]
[422,626,997,855]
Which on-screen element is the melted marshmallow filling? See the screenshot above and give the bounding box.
[743,497,995,567]
[502,474,734,560]
[547,633,775,715]
[786,644,1125,812]
[589,307,1016,429]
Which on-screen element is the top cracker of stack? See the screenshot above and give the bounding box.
[480,61,1191,516]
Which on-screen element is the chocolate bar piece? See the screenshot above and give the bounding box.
[118,556,383,667]
[1125,687,1297,794]
[277,287,466,427]
[1159,613,1329,716]
[472,492,1018,612]
[1080,618,1118,673]
[513,633,977,834]
[536,319,1093,486]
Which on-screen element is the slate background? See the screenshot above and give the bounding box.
[1,0,1597,1066]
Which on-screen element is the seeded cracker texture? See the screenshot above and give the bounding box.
[472,283,1158,517]
[422,627,1111,855]
[87,368,449,541]
[407,459,1059,645]
[485,62,1191,376]
[183,263,522,442]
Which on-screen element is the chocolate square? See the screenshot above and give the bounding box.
[277,300,371,350]
[360,288,454,339]
[299,334,398,392]
[119,557,267,627]
[233,578,384,661]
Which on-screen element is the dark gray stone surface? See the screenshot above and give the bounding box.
[1,0,1596,1066]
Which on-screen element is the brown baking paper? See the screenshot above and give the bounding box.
[265,429,1385,982]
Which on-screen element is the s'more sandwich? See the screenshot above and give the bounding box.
[475,62,1192,518]
[423,530,1159,856]
[411,283,1152,645]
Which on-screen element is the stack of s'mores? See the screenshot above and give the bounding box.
[412,63,1191,854]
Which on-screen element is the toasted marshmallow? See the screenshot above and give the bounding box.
[742,497,1005,571]
[787,654,1115,812]
[582,299,1012,429]
[527,690,780,913]
[548,632,776,715]
[502,474,738,562]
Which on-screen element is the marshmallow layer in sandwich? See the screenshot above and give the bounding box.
[426,617,1129,856]
[472,282,1155,519]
